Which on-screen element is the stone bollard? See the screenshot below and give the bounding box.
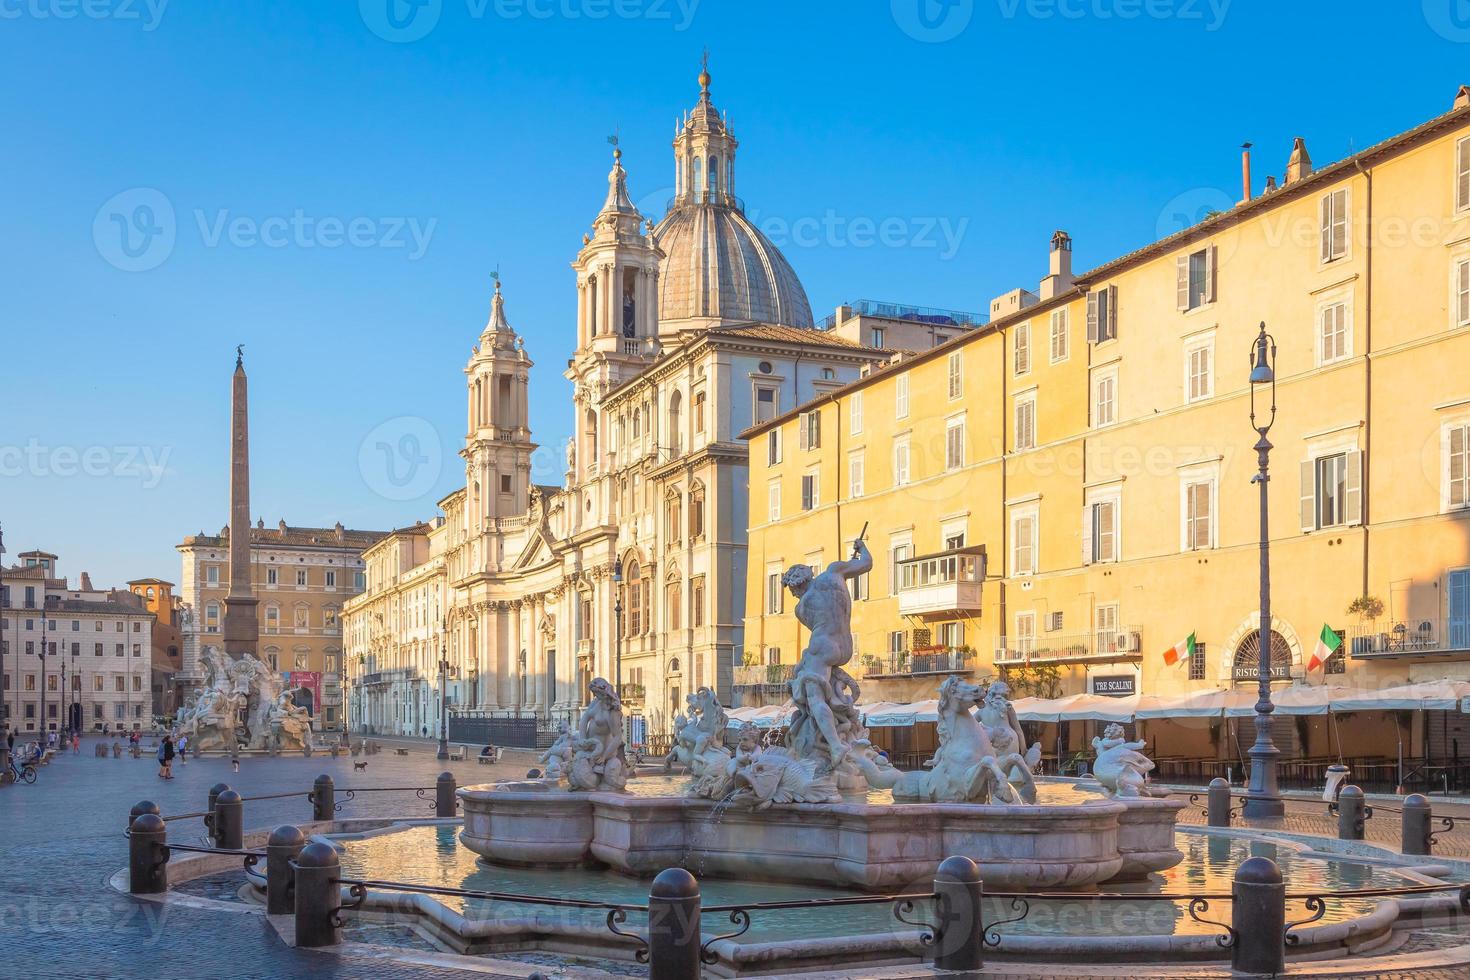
[1402,793,1433,855]
[112,742,122,758]
[1231,856,1286,976]
[647,867,701,980]
[310,774,335,822]
[1207,777,1233,827]
[129,812,169,894]
[131,743,141,759]
[129,799,160,830]
[436,772,457,818]
[214,789,244,850]
[933,855,984,972]
[294,841,345,948]
[1337,785,1370,841]
[206,782,232,844]
[266,825,307,915]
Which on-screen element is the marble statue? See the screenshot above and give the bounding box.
[538,720,573,781]
[852,677,1034,804]
[666,687,730,794]
[1091,723,1161,799]
[782,538,872,768]
[268,691,312,751]
[978,680,1042,784]
[567,678,629,792]
[727,746,841,810]
[176,646,298,752]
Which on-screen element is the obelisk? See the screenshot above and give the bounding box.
[222,346,259,661]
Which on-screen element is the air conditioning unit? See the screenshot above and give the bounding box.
[1046,611,1064,632]
[1115,631,1142,653]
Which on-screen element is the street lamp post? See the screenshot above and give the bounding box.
[1243,321,1286,819]
[612,559,624,698]
[436,619,450,761]
[40,610,49,741]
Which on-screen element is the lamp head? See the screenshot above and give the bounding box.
[1249,322,1275,385]
[612,558,623,583]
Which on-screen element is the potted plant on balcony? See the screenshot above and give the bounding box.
[1347,595,1385,655]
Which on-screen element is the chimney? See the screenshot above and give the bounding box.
[1039,230,1074,300]
[1239,142,1253,204]
[1456,85,1470,110]
[80,571,93,592]
[1285,137,1313,184]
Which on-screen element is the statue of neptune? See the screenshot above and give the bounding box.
[782,535,872,767]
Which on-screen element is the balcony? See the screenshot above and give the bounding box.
[895,546,985,619]
[733,664,795,691]
[618,683,645,706]
[862,648,975,678]
[1348,618,1470,658]
[993,628,1144,666]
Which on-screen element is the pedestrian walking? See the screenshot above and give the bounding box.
[71,732,79,755]
[157,735,175,778]
[230,742,240,773]
[177,733,188,765]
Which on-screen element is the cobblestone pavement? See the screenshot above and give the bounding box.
[7,740,1470,978]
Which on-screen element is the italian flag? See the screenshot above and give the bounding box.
[1307,624,1342,672]
[1162,633,1196,667]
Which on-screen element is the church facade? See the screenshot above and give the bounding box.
[344,68,890,739]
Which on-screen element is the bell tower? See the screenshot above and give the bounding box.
[672,53,738,210]
[464,279,536,524]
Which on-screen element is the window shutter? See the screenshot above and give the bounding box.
[1176,255,1190,311]
[1081,504,1093,566]
[1300,459,1317,532]
[1332,192,1348,259]
[1458,138,1469,211]
[1344,450,1363,525]
[1205,245,1217,303]
[1106,285,1118,339]
[1320,195,1333,263]
[1458,260,1470,327]
[1086,290,1100,342]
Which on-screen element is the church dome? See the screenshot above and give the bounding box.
[652,63,814,329]
[654,205,814,328]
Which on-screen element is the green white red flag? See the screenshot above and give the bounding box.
[1162,633,1196,667]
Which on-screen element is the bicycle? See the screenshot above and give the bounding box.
[8,757,37,785]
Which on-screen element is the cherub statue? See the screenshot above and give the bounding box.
[568,678,629,792]
[1091,723,1161,798]
[538,720,573,781]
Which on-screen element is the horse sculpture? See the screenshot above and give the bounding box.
[851,677,1035,804]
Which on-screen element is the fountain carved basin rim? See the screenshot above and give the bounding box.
[458,785,1183,892]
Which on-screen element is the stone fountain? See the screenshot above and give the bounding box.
[175,646,313,752]
[460,540,1183,890]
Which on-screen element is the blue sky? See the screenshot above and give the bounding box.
[2,0,1468,587]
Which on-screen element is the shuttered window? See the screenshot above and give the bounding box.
[1176,246,1217,310]
[945,418,965,470]
[1086,285,1118,343]
[1011,514,1037,576]
[1183,480,1214,551]
[1093,373,1116,427]
[1458,136,1470,212]
[1015,395,1036,450]
[1300,451,1362,530]
[1449,425,1470,510]
[1050,308,1069,362]
[1456,258,1470,328]
[893,439,911,487]
[895,374,909,418]
[1014,323,1031,376]
[798,410,821,451]
[1320,301,1350,363]
[948,352,964,398]
[1083,497,1118,564]
[1187,343,1213,402]
[849,391,863,435]
[1320,188,1349,263]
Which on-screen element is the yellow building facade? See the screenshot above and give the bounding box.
[742,91,1470,765]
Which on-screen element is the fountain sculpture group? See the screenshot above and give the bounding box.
[460,539,1182,890]
[174,647,313,752]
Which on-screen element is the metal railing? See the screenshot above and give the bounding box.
[861,650,975,677]
[732,664,795,688]
[994,627,1143,664]
[1348,618,1470,655]
[817,299,988,331]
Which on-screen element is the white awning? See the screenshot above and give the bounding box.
[1332,680,1470,712]
[1012,693,1139,722]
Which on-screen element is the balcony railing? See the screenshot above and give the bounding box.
[816,299,989,331]
[862,648,975,678]
[1348,618,1470,657]
[993,627,1144,665]
[618,683,646,704]
[733,664,795,689]
[895,546,985,618]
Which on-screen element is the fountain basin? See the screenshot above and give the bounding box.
[459,785,1184,891]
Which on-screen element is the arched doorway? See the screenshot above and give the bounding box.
[1231,630,1293,682]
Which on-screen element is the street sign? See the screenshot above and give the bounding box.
[1092,675,1136,697]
